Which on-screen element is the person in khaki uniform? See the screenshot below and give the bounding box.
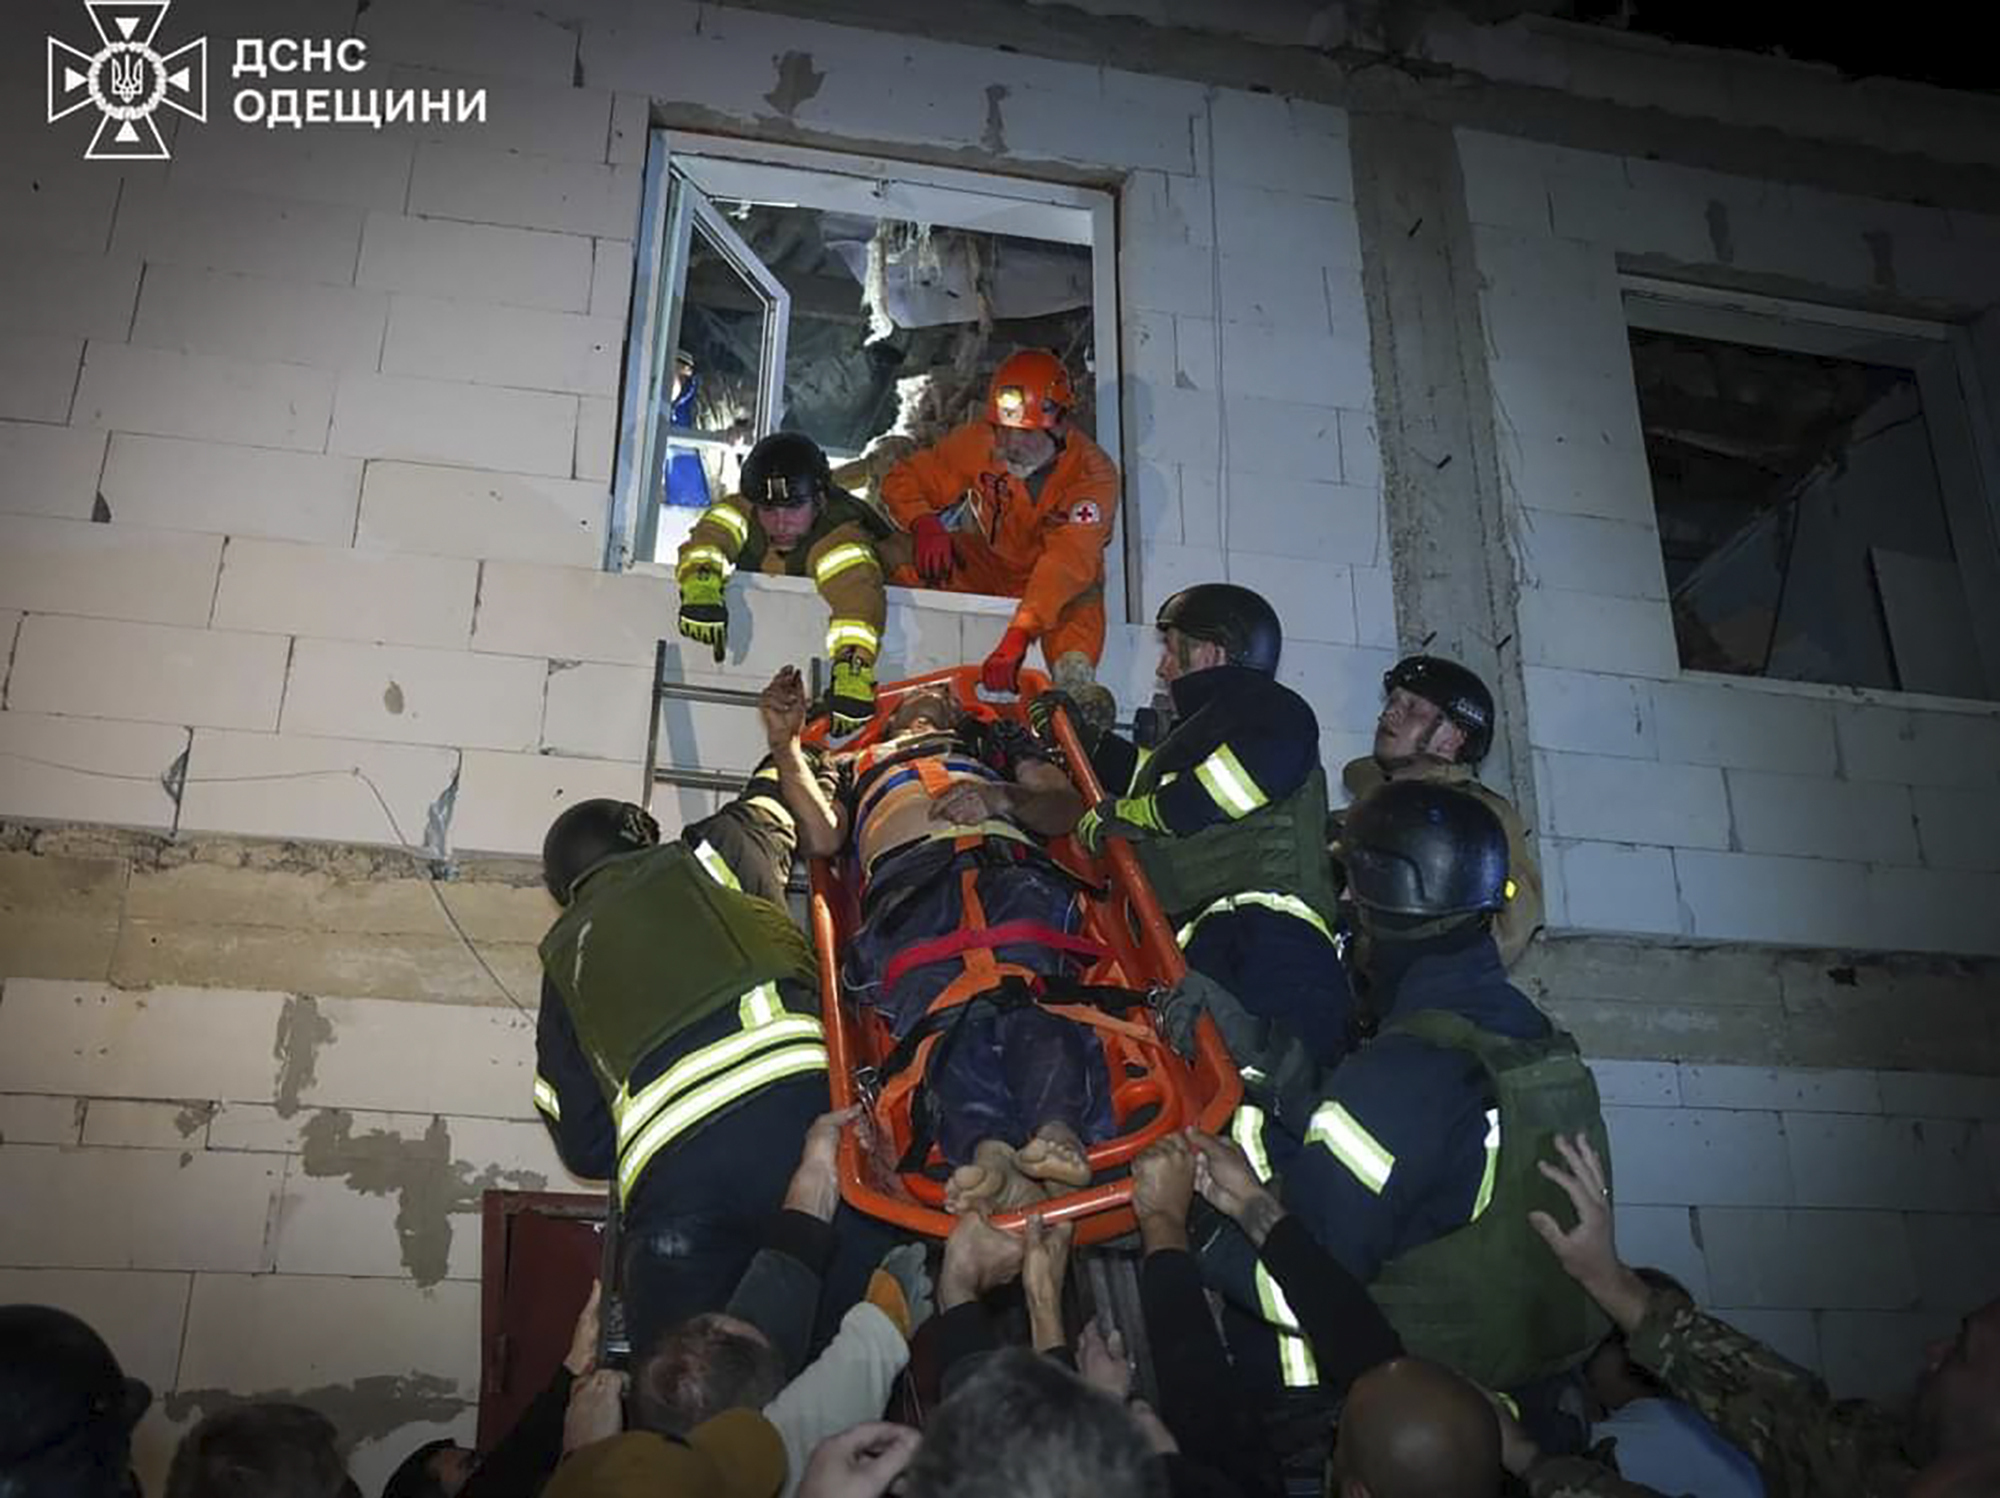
[1338,655,1543,967]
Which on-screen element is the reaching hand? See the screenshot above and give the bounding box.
[1022,1213,1074,1353]
[759,666,809,751]
[563,1280,602,1377]
[1128,1399,1180,1457]
[562,1368,627,1453]
[785,1105,860,1222]
[1187,1127,1282,1244]
[796,1422,922,1498]
[1528,1133,1648,1332]
[938,1210,1025,1309]
[1077,1315,1132,1401]
[1130,1132,1196,1226]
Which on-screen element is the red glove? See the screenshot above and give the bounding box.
[982,628,1032,695]
[911,514,954,584]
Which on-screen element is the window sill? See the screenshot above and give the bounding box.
[629,561,1020,617]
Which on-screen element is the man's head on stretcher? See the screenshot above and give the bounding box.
[759,663,1104,1213]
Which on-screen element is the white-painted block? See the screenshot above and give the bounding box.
[0,712,184,830]
[0,1094,84,1145]
[1336,407,1381,490]
[1207,93,1353,199]
[0,980,289,1102]
[130,265,390,374]
[179,731,458,850]
[359,0,578,83]
[543,661,653,762]
[1516,509,1667,601]
[1837,704,2000,790]
[1489,355,1648,450]
[1524,666,1655,759]
[1875,1072,2000,1121]
[1218,321,1373,411]
[1222,477,1380,567]
[1459,134,1553,234]
[0,515,221,626]
[1127,383,1220,469]
[1612,1204,1711,1303]
[0,1267,191,1392]
[80,1099,214,1149]
[1700,1207,1915,1309]
[357,212,594,314]
[1587,1059,1682,1107]
[9,615,288,730]
[1499,432,1657,525]
[1820,1309,1966,1401]
[1541,752,1731,849]
[382,296,622,398]
[1678,1065,1881,1114]
[0,333,82,422]
[1602,1105,1793,1207]
[111,180,365,285]
[1867,865,2000,958]
[1349,565,1397,650]
[591,238,637,322]
[75,342,335,452]
[609,91,649,167]
[385,66,614,163]
[1673,849,1874,949]
[0,245,141,341]
[877,595,974,681]
[272,1164,480,1283]
[1726,770,1921,865]
[409,144,640,240]
[1705,1308,1822,1375]
[1912,785,2000,873]
[1907,1213,2000,1314]
[99,434,362,544]
[178,1272,479,1402]
[212,538,477,649]
[1474,228,1627,368]
[1224,554,1353,646]
[1789,1112,1996,1212]
[1650,678,1840,776]
[282,638,546,751]
[1123,242,1216,320]
[328,373,576,479]
[1224,395,1343,483]
[280,994,537,1119]
[0,420,107,520]
[166,121,415,212]
[1518,587,1680,678]
[575,395,615,484]
[1554,840,1683,935]
[451,749,646,856]
[1273,640,1396,743]
[0,161,120,252]
[355,461,605,567]
[470,558,674,665]
[1128,456,1180,547]
[0,1144,282,1272]
[1215,184,1361,276]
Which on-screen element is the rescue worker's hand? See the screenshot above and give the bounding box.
[677,567,728,657]
[1026,689,1101,755]
[1073,795,1165,856]
[1021,1213,1074,1354]
[1187,1127,1281,1242]
[938,1210,1025,1310]
[1157,969,1251,1059]
[563,1279,602,1377]
[785,1104,862,1222]
[866,1241,935,1341]
[1530,1133,1649,1333]
[1130,1132,1196,1227]
[910,514,954,583]
[796,1422,921,1498]
[828,653,877,737]
[980,627,1032,695]
[1077,1316,1132,1401]
[758,666,809,751]
[562,1369,627,1453]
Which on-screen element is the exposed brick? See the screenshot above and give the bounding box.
[1523,667,1656,759]
[469,558,675,665]
[357,213,593,314]
[1674,849,1874,950]
[1677,1064,1881,1113]
[1553,839,1682,935]
[0,244,142,341]
[575,395,616,484]
[1838,703,2000,790]
[212,539,477,649]
[0,1267,191,1393]
[381,296,622,397]
[0,515,222,626]
[354,461,604,567]
[75,342,335,452]
[0,420,107,520]
[542,661,654,762]
[0,333,83,422]
[451,748,648,856]
[281,638,546,751]
[0,1094,85,1145]
[1787,1112,1996,1212]
[1602,1104,1793,1206]
[0,1145,282,1272]
[328,373,577,478]
[1541,751,1731,849]
[1517,587,1680,678]
[1912,784,2000,872]
[100,435,362,544]
[9,615,288,731]
[1651,678,1840,776]
[1726,770,1921,865]
[408,143,640,240]
[178,731,458,849]
[111,179,365,285]
[131,266,390,374]
[591,239,636,321]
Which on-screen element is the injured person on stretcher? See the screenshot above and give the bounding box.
[759,664,1116,1214]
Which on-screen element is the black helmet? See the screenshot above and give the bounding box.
[0,1305,151,1485]
[1344,782,1509,918]
[1384,655,1495,764]
[542,799,659,904]
[740,432,831,510]
[1156,584,1282,674]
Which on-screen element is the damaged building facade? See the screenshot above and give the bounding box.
[1,0,1998,1486]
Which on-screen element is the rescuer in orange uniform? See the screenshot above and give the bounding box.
[880,350,1120,697]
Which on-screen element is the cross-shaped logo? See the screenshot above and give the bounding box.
[48,1,208,162]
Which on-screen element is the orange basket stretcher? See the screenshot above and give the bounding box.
[804,665,1242,1245]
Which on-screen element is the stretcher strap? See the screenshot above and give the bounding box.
[881,918,1110,992]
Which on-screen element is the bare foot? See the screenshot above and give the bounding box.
[946,1139,1039,1214]
[1017,1122,1091,1193]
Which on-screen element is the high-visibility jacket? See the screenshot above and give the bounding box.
[678,487,891,663]
[534,841,823,1206]
[1339,756,1544,967]
[879,421,1117,644]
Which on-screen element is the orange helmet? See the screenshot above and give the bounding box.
[987,350,1075,430]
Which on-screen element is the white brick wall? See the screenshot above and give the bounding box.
[281,638,546,750]
[357,211,595,313]
[212,539,478,649]
[99,435,363,544]
[353,461,606,566]
[328,372,578,477]
[76,342,335,451]
[131,266,391,374]
[9,616,289,730]
[0,421,105,520]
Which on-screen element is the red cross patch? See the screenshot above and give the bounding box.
[1067,501,1102,526]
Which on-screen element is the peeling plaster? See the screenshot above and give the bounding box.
[175,1100,217,1137]
[764,50,825,117]
[298,1110,547,1287]
[164,1373,468,1445]
[273,996,335,1118]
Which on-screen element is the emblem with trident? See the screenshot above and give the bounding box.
[47,1,207,162]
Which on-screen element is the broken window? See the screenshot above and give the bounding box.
[612,133,1124,621]
[1625,284,2000,701]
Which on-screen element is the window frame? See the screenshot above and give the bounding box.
[1621,273,2000,704]
[609,129,1129,624]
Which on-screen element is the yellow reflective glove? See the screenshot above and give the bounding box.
[829,654,877,737]
[677,567,727,658]
[1074,794,1165,856]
